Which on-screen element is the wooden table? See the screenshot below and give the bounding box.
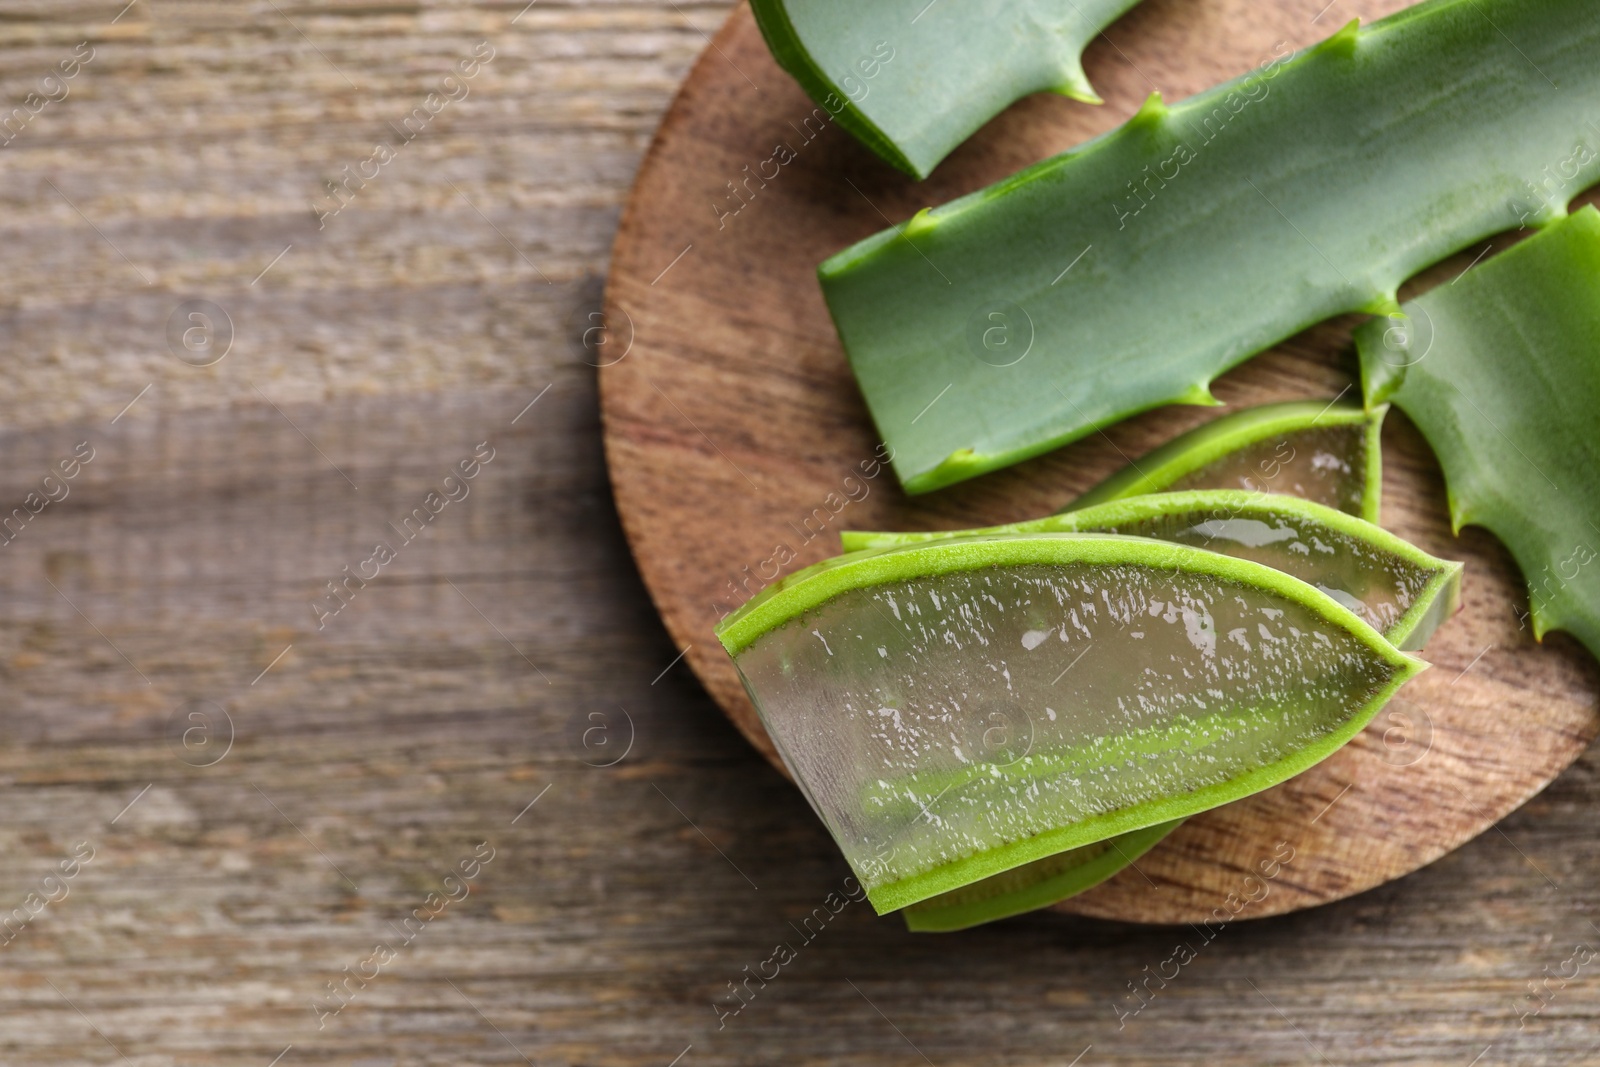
[0,1,1595,1064]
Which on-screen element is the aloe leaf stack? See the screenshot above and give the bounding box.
[820,0,1600,493]
[696,0,1600,933]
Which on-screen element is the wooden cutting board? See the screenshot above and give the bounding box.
[599,0,1600,923]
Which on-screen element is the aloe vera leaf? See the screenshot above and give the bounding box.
[902,819,1181,933]
[1069,400,1386,521]
[820,0,1600,494]
[890,486,1454,932]
[852,490,1453,925]
[844,489,1460,652]
[860,403,1391,928]
[750,0,1141,181]
[716,533,1423,913]
[1356,205,1600,659]
[881,409,1403,929]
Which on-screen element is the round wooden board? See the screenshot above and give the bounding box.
[599,0,1600,923]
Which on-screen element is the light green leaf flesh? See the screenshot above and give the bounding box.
[1356,206,1600,660]
[843,490,1461,652]
[750,0,1141,180]
[716,535,1422,913]
[1070,401,1385,522]
[820,0,1600,493]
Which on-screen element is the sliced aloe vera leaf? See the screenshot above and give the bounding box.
[854,404,1393,928]
[902,819,1180,933]
[1070,400,1385,521]
[856,487,1454,931]
[1356,206,1600,660]
[872,490,1452,932]
[716,534,1423,913]
[750,0,1141,181]
[820,1,1600,494]
[844,490,1459,652]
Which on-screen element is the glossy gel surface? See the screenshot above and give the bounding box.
[1109,504,1428,643]
[843,492,1461,651]
[1162,423,1369,518]
[732,558,1405,905]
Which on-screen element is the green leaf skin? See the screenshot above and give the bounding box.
[843,490,1461,652]
[1355,206,1600,660]
[1070,401,1386,522]
[716,533,1423,913]
[750,0,1142,180]
[820,0,1600,494]
[902,819,1181,933]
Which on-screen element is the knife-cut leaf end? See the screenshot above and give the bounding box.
[747,0,925,179]
[902,448,983,496]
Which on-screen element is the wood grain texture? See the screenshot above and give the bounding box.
[600,0,1600,923]
[1,0,1599,1064]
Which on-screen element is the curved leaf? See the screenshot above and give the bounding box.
[902,819,1181,932]
[1356,206,1600,659]
[717,533,1423,912]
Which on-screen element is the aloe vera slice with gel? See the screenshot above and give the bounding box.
[716,535,1423,913]
[844,490,1461,652]
[872,404,1435,930]
[1070,401,1385,521]
[871,492,1458,930]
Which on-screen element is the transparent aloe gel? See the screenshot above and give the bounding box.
[846,491,1460,653]
[893,513,1455,934]
[891,497,1459,931]
[1139,496,1458,650]
[1070,401,1385,521]
[718,535,1422,913]
[840,402,1448,928]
